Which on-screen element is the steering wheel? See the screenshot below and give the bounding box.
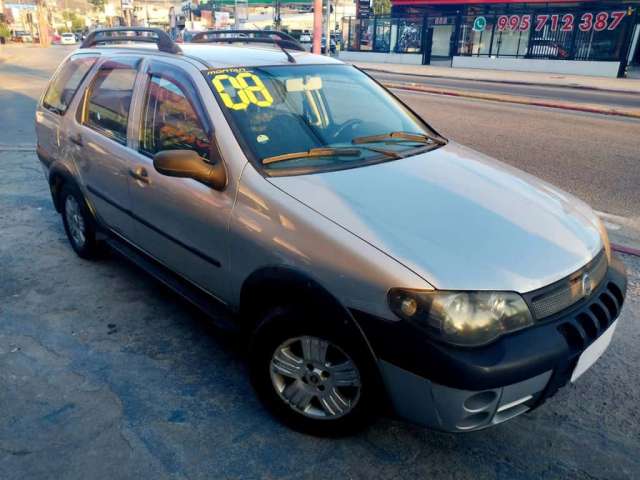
[332,119,364,142]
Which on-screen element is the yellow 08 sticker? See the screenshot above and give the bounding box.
[211,72,274,111]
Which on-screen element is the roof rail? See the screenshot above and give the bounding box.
[190,29,305,52]
[81,27,182,54]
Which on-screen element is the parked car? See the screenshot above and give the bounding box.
[298,32,312,51]
[60,32,77,45]
[12,31,33,43]
[35,28,627,436]
[296,33,336,54]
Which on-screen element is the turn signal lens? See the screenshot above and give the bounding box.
[400,297,418,317]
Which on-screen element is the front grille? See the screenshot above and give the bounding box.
[557,281,624,352]
[529,251,607,320]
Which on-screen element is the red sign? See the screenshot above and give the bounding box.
[493,11,626,33]
[393,0,597,5]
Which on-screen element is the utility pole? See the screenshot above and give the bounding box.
[324,0,330,55]
[36,0,50,47]
[273,0,281,30]
[312,0,321,54]
[234,0,238,28]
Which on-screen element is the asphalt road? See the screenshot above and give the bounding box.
[1,44,640,480]
[390,89,640,221]
[369,70,640,110]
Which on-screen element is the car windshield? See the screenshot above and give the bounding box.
[204,64,446,176]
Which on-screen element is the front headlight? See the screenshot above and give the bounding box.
[388,289,533,347]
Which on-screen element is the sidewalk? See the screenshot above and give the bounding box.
[348,61,640,94]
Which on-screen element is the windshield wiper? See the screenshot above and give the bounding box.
[262,147,361,165]
[352,131,446,146]
[360,145,403,159]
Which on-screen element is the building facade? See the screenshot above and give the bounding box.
[340,1,640,77]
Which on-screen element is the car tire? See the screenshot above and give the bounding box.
[249,305,379,436]
[60,183,99,259]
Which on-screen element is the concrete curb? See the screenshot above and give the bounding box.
[362,66,640,95]
[612,243,640,257]
[383,81,640,119]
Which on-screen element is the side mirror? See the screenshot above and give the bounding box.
[153,150,227,190]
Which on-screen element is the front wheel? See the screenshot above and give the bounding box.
[249,306,379,436]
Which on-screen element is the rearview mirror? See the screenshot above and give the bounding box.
[285,76,322,92]
[153,150,227,190]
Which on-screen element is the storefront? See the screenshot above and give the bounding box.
[340,1,640,77]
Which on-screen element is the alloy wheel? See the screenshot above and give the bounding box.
[270,335,361,419]
[64,195,86,247]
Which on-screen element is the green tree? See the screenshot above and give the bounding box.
[62,11,85,32]
[62,11,84,32]
[88,0,105,12]
[373,0,391,15]
[0,22,11,39]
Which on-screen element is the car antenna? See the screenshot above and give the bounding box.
[274,39,296,63]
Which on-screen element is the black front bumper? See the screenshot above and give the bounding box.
[352,256,627,394]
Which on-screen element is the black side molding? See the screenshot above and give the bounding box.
[106,233,237,332]
[86,184,221,268]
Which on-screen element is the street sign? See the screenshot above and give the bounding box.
[472,16,486,32]
[359,0,370,17]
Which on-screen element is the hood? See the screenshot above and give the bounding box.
[268,143,603,293]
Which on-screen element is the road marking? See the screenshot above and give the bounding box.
[386,82,640,119]
[0,144,36,152]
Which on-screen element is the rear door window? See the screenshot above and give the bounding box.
[42,54,98,115]
[82,58,140,145]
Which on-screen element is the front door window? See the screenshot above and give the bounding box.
[140,75,211,160]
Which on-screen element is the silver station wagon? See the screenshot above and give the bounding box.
[36,28,627,435]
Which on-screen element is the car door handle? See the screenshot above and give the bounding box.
[129,166,150,184]
[69,133,83,146]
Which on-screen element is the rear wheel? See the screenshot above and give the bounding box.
[249,306,379,436]
[60,184,99,259]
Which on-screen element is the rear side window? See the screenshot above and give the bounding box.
[140,75,211,160]
[83,58,139,145]
[42,54,98,115]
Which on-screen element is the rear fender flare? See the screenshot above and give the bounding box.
[48,164,97,222]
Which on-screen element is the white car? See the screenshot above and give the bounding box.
[60,33,77,45]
